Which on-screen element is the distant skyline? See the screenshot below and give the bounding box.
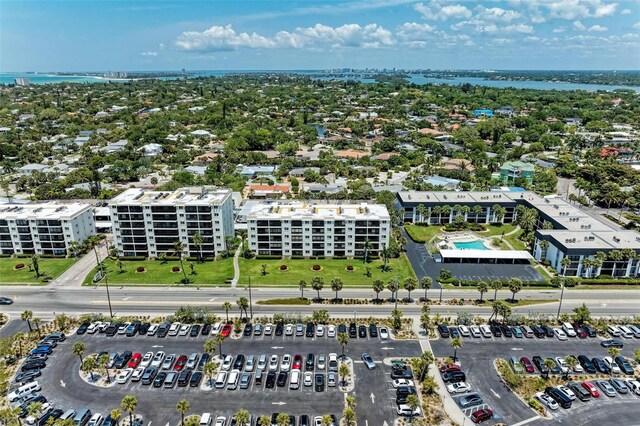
[1,0,639,72]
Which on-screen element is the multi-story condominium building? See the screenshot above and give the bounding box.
[247,202,390,258]
[110,187,234,258]
[0,203,95,256]
[396,190,639,278]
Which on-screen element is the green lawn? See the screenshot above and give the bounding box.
[83,258,235,286]
[481,224,517,237]
[237,255,416,287]
[404,225,443,243]
[503,228,528,251]
[0,257,76,284]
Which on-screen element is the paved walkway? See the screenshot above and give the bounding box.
[401,227,442,289]
[50,243,108,287]
[231,245,241,288]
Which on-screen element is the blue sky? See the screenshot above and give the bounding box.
[1,0,639,71]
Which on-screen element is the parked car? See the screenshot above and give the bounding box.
[535,392,559,410]
[361,353,376,370]
[614,356,635,375]
[545,387,572,409]
[596,380,617,397]
[582,381,600,397]
[568,381,591,401]
[470,408,493,424]
[447,382,471,393]
[458,393,483,408]
[609,378,629,394]
[601,339,624,348]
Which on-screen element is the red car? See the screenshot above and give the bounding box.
[293,354,303,370]
[582,381,600,398]
[471,408,493,424]
[439,363,461,373]
[174,355,188,371]
[220,323,232,337]
[127,353,142,368]
[520,357,535,374]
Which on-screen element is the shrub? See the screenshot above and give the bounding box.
[257,298,311,306]
[312,264,321,271]
[136,266,146,273]
[171,266,180,272]
[279,265,289,271]
[346,265,354,271]
[14,263,26,270]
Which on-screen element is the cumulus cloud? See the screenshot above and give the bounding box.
[175,23,395,51]
[573,20,586,30]
[592,2,617,17]
[588,24,608,32]
[505,23,534,33]
[633,21,640,30]
[621,8,631,15]
[396,22,436,41]
[552,26,567,32]
[475,6,522,22]
[522,0,620,21]
[414,1,472,20]
[141,51,158,56]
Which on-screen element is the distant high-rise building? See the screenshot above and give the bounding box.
[14,78,30,87]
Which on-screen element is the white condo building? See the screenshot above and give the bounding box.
[247,202,390,258]
[110,187,234,258]
[0,203,95,256]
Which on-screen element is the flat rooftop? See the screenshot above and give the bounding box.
[537,229,640,250]
[439,249,533,259]
[247,202,390,221]
[397,191,518,204]
[0,203,91,220]
[110,187,231,206]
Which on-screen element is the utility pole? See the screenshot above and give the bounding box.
[557,274,566,320]
[394,275,398,312]
[94,245,113,318]
[248,271,253,320]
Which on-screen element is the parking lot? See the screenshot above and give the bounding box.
[431,331,640,426]
[31,323,421,425]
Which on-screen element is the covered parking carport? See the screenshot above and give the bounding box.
[439,249,533,264]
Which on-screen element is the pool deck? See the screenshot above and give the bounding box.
[437,232,495,251]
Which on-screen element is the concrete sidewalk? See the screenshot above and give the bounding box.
[50,243,108,287]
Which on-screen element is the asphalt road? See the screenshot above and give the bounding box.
[27,327,422,425]
[430,334,640,426]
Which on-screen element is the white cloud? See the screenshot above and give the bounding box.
[525,36,541,41]
[633,21,640,30]
[573,20,586,30]
[141,51,158,56]
[621,8,631,14]
[396,22,436,41]
[505,23,534,33]
[588,24,608,32]
[475,6,522,22]
[552,26,567,32]
[494,38,514,45]
[592,2,617,17]
[414,1,471,20]
[546,0,591,20]
[159,43,166,50]
[175,23,395,51]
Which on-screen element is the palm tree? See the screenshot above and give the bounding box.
[420,276,432,301]
[99,353,111,382]
[342,407,356,426]
[387,278,399,302]
[564,355,577,378]
[236,297,249,319]
[432,205,442,223]
[362,239,373,263]
[338,362,350,387]
[234,410,250,426]
[298,280,307,299]
[27,402,43,423]
[214,334,225,356]
[222,302,232,322]
[193,232,203,263]
[120,395,137,426]
[203,361,218,386]
[276,413,290,426]
[173,240,189,284]
[258,416,271,426]
[32,317,41,337]
[543,359,555,379]
[21,310,33,331]
[372,280,384,302]
[311,277,324,300]
[473,205,484,223]
[404,277,417,301]
[380,243,389,271]
[72,341,85,365]
[607,250,624,277]
[450,337,462,361]
[508,278,523,302]
[330,278,343,300]
[406,394,420,423]
[176,399,190,426]
[31,255,41,278]
[338,332,349,359]
[476,281,488,302]
[82,356,97,382]
[416,204,428,223]
[203,339,217,357]
[492,204,506,223]
[491,280,502,301]
[110,409,122,425]
[320,415,333,426]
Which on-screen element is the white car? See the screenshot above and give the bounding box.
[304,372,313,387]
[147,324,159,336]
[397,405,422,416]
[221,355,233,371]
[327,325,336,338]
[186,353,199,369]
[554,357,569,373]
[458,325,470,337]
[557,385,576,400]
[316,325,325,337]
[447,382,471,393]
[626,379,640,395]
[117,322,130,335]
[571,360,584,373]
[535,392,559,410]
[553,328,567,341]
[151,351,165,368]
[131,367,144,382]
[317,354,326,370]
[168,322,181,336]
[116,368,134,384]
[470,326,481,338]
[285,324,294,336]
[87,322,102,334]
[392,379,415,388]
[257,355,267,371]
[379,327,389,339]
[264,324,273,335]
[269,355,279,371]
[98,322,110,333]
[178,325,190,336]
[281,354,291,372]
[607,325,622,337]
[162,354,176,370]
[214,416,226,426]
[480,325,492,338]
[603,357,621,374]
[211,323,222,335]
[87,413,104,426]
[214,371,228,389]
[140,352,154,368]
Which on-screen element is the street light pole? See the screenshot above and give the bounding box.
[248,271,253,320]
[94,245,113,318]
[394,275,398,312]
[557,275,566,320]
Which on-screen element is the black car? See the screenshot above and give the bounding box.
[103,415,118,426]
[201,323,211,335]
[601,339,624,348]
[591,357,610,374]
[500,325,513,338]
[177,369,192,387]
[114,351,133,369]
[568,381,591,401]
[437,324,450,338]
[153,372,167,387]
[141,367,158,385]
[614,356,634,375]
[190,371,203,387]
[391,365,414,379]
[358,325,367,338]
[306,353,315,371]
[15,369,41,383]
[532,356,548,374]
[197,353,210,371]
[277,371,288,387]
[442,371,466,383]
[275,323,284,336]
[532,325,546,338]
[369,324,378,338]
[577,355,596,373]
[583,323,597,337]
[338,324,347,335]
[157,322,170,338]
[233,354,246,370]
[449,327,460,338]
[22,360,46,372]
[105,323,119,336]
[396,386,417,396]
[243,323,253,336]
[45,332,66,342]
[139,322,151,335]
[266,371,277,388]
[490,324,502,337]
[306,323,315,337]
[541,325,555,338]
[0,297,13,305]
[189,325,201,336]
[315,373,325,392]
[348,323,357,338]
[38,409,63,426]
[546,386,572,409]
[76,323,90,335]
[299,415,310,426]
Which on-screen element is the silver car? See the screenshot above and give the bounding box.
[596,380,617,397]
[361,353,376,370]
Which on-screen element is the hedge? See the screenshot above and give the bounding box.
[451,279,551,287]
[256,298,311,305]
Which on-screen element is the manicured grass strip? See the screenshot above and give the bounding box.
[256,298,311,305]
[404,225,442,243]
[237,255,416,287]
[0,257,76,284]
[83,258,234,286]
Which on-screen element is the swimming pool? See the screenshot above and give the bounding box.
[454,240,488,250]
